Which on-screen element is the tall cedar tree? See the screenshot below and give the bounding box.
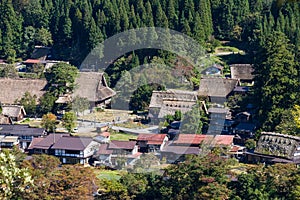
[253,31,299,131]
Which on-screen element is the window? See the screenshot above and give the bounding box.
[65,150,80,154]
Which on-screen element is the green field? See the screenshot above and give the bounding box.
[110,131,137,141]
[94,169,124,180]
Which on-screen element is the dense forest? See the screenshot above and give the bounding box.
[1,0,300,64]
[2,149,300,199]
[0,0,300,131]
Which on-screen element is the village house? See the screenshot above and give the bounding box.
[1,105,26,121]
[171,134,207,147]
[51,136,99,164]
[0,135,19,149]
[0,124,46,149]
[201,64,224,76]
[0,115,12,125]
[198,77,238,104]
[93,132,110,144]
[94,140,141,167]
[245,132,300,165]
[72,72,116,107]
[0,78,47,105]
[207,107,232,135]
[136,133,168,153]
[161,145,200,163]
[28,133,68,155]
[230,64,254,85]
[148,89,198,123]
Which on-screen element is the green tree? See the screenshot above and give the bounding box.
[38,92,57,114]
[41,113,57,133]
[62,111,77,133]
[0,151,33,199]
[245,139,256,150]
[129,83,164,112]
[72,96,90,116]
[17,91,37,116]
[0,64,18,78]
[35,27,53,46]
[45,63,78,97]
[181,103,207,134]
[253,31,299,131]
[275,105,300,135]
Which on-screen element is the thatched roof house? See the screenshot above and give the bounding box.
[230,64,254,81]
[198,78,238,104]
[2,105,26,121]
[0,115,12,124]
[0,78,47,104]
[148,90,198,121]
[246,132,300,164]
[73,72,116,105]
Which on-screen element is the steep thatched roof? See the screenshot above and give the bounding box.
[0,115,12,124]
[230,64,254,80]
[158,100,197,118]
[149,89,198,119]
[0,78,47,104]
[73,72,116,102]
[149,90,198,108]
[198,78,238,97]
[2,105,26,117]
[255,132,300,160]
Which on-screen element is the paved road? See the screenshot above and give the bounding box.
[111,126,159,134]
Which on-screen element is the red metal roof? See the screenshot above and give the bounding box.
[173,134,207,145]
[100,132,110,137]
[137,134,167,145]
[23,59,41,64]
[213,135,234,146]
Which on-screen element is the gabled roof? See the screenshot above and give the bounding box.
[255,132,300,159]
[161,145,200,155]
[198,78,238,97]
[1,136,19,143]
[23,59,41,64]
[158,100,196,118]
[0,125,45,136]
[29,133,67,150]
[108,140,136,150]
[0,115,12,125]
[149,90,198,108]
[51,136,93,151]
[2,105,26,118]
[73,72,116,102]
[0,78,47,104]
[137,134,167,145]
[97,143,113,155]
[173,134,207,145]
[230,64,254,80]
[27,137,44,150]
[208,107,229,114]
[30,46,51,60]
[211,135,234,146]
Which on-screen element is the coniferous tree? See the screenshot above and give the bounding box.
[253,31,299,131]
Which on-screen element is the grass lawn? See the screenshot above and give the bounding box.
[94,169,124,180]
[110,131,137,141]
[215,46,243,53]
[17,118,42,128]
